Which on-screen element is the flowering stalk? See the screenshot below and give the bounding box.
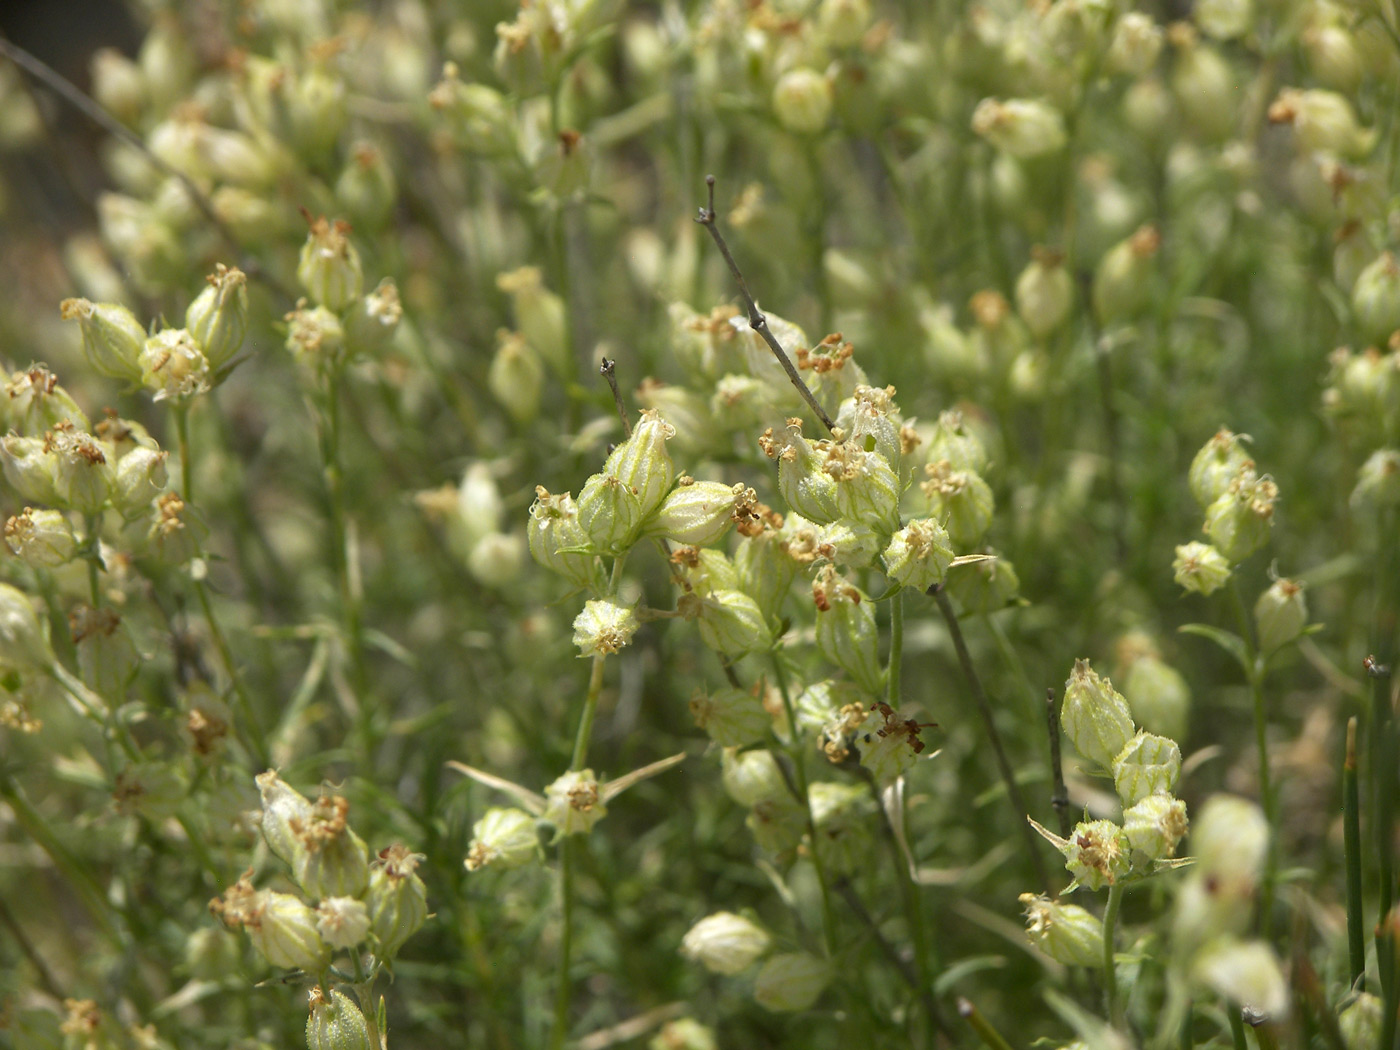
[1343,717,1365,984]
[1102,882,1125,1029]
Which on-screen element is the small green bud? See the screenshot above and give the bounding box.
[690,685,771,747]
[1254,578,1306,654]
[772,68,833,135]
[527,487,599,589]
[835,385,903,469]
[822,439,901,532]
[1093,225,1160,325]
[487,329,543,424]
[4,508,76,567]
[735,521,799,623]
[1349,252,1400,343]
[365,844,428,956]
[543,769,607,835]
[48,426,115,515]
[812,566,883,694]
[466,533,525,590]
[753,952,832,1012]
[1113,731,1182,806]
[577,471,644,554]
[605,409,677,519]
[1190,939,1288,1021]
[1195,0,1252,40]
[185,264,248,370]
[465,808,539,871]
[1123,792,1189,861]
[292,795,371,900]
[883,518,954,591]
[260,891,333,972]
[1106,13,1164,76]
[0,438,56,511]
[257,770,314,866]
[1015,247,1074,339]
[1020,894,1105,967]
[1173,541,1231,594]
[572,598,639,658]
[646,479,755,547]
[682,588,771,657]
[112,446,169,519]
[761,421,840,525]
[672,547,741,595]
[1203,464,1277,563]
[783,514,881,569]
[1351,448,1400,509]
[315,897,370,951]
[1123,654,1191,743]
[3,365,89,434]
[1188,428,1252,508]
[306,987,374,1050]
[90,47,146,125]
[1268,87,1376,160]
[1061,818,1131,889]
[971,98,1068,158]
[72,605,140,699]
[680,911,771,975]
[140,328,211,401]
[1061,659,1136,771]
[1338,994,1382,1050]
[928,410,989,474]
[921,461,994,548]
[1169,27,1236,142]
[335,142,397,230]
[721,747,787,806]
[818,0,871,47]
[1193,794,1269,895]
[496,266,569,375]
[297,216,364,312]
[1302,22,1364,94]
[649,1018,717,1050]
[428,65,516,156]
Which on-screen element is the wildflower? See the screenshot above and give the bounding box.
[572,599,639,657]
[680,912,771,975]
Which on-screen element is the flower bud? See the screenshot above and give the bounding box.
[721,747,787,806]
[822,440,901,532]
[883,518,954,591]
[72,605,140,698]
[148,492,208,564]
[306,987,374,1050]
[315,897,370,950]
[257,770,314,865]
[1268,88,1375,160]
[819,0,870,47]
[971,98,1068,158]
[1193,794,1268,896]
[1254,578,1306,654]
[1093,225,1160,325]
[335,142,397,230]
[527,487,599,589]
[680,912,771,975]
[1020,894,1105,967]
[1194,0,1252,40]
[605,410,676,519]
[1173,541,1231,595]
[429,65,516,156]
[1113,731,1182,806]
[761,422,840,524]
[1060,818,1131,889]
[944,551,1020,614]
[1170,29,1236,142]
[1,434,59,505]
[1061,659,1136,771]
[49,426,116,515]
[859,703,931,786]
[292,795,371,900]
[572,598,638,658]
[928,410,989,474]
[1015,248,1074,340]
[735,524,799,623]
[812,567,883,695]
[488,329,543,424]
[258,891,333,972]
[1350,252,1400,343]
[1352,449,1400,509]
[1338,994,1382,1050]
[835,385,902,467]
[646,480,754,547]
[298,216,363,312]
[807,781,873,875]
[577,472,644,554]
[690,685,771,747]
[285,302,345,367]
[772,68,833,135]
[466,532,525,589]
[1123,654,1191,744]
[4,508,76,567]
[1123,792,1188,861]
[753,952,831,1012]
[1106,13,1164,76]
[185,264,248,370]
[1190,939,1288,1020]
[140,329,210,401]
[496,267,569,375]
[673,547,741,595]
[921,461,994,548]
[543,769,606,835]
[682,588,771,657]
[90,48,145,125]
[1189,428,1252,508]
[649,1018,717,1050]
[112,446,169,519]
[3,366,89,435]
[1203,465,1277,563]
[365,844,428,956]
[1302,23,1364,94]
[465,808,539,871]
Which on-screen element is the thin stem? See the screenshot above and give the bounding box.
[694,175,836,432]
[1367,655,1396,923]
[1249,1020,1279,1050]
[1228,575,1276,938]
[1046,688,1072,839]
[193,576,270,769]
[173,402,194,504]
[0,896,64,1000]
[599,357,631,437]
[1090,327,1126,565]
[550,836,575,1050]
[1227,1004,1247,1050]
[929,585,1052,893]
[1103,882,1126,1029]
[957,997,1015,1050]
[570,654,608,771]
[887,588,904,705]
[1343,717,1366,986]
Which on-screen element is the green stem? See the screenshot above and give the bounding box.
[1343,717,1366,985]
[569,654,607,771]
[550,836,575,1050]
[1103,882,1125,1030]
[193,576,270,770]
[1228,576,1276,938]
[1227,1003,1247,1050]
[83,513,103,607]
[957,997,1015,1050]
[887,588,904,705]
[173,401,193,503]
